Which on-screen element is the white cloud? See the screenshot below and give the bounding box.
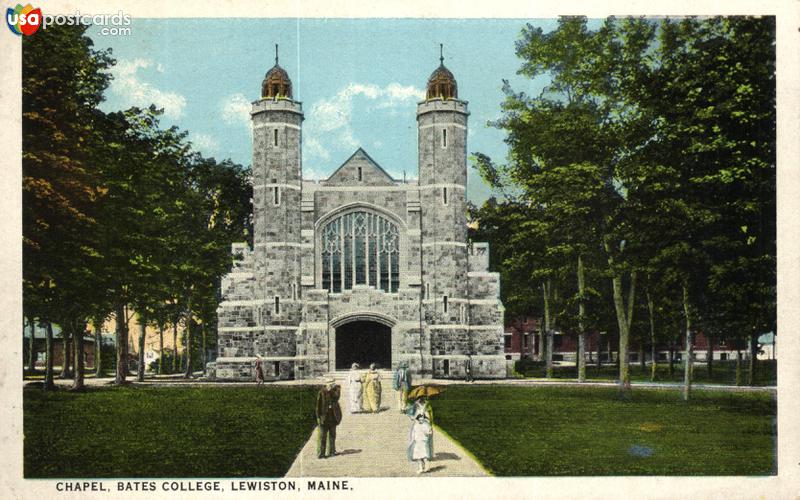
[109,58,186,119]
[304,82,424,162]
[305,137,330,161]
[189,132,219,154]
[221,93,252,127]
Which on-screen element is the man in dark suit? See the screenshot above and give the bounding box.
[316,378,342,458]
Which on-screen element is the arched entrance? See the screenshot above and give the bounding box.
[335,320,391,370]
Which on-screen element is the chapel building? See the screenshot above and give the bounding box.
[209,49,505,380]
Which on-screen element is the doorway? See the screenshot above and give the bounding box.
[335,320,391,370]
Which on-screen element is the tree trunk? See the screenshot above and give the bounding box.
[736,349,742,386]
[608,270,636,392]
[537,330,544,362]
[577,254,586,382]
[747,333,757,386]
[184,299,193,379]
[71,322,85,391]
[94,321,103,377]
[44,322,55,391]
[172,320,179,373]
[158,324,164,375]
[682,284,693,401]
[202,324,207,376]
[646,290,657,382]
[114,304,128,385]
[27,316,36,374]
[706,333,714,378]
[543,280,553,379]
[60,329,71,378]
[137,316,146,382]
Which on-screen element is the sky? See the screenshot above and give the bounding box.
[87,18,564,203]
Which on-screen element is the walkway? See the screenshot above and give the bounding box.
[284,371,488,477]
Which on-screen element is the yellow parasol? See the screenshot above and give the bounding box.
[407,384,445,400]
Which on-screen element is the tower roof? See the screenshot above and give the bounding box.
[426,44,458,100]
[262,44,293,99]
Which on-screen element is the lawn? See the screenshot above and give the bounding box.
[513,359,777,386]
[24,385,317,478]
[433,385,776,476]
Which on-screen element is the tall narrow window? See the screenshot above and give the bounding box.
[274,128,279,147]
[442,359,450,376]
[273,186,280,206]
[273,361,280,376]
[442,187,448,205]
[357,166,363,182]
[442,129,447,148]
[443,295,448,314]
[291,282,298,301]
[274,296,280,315]
[425,283,430,300]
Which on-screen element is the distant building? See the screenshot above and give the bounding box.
[23,320,99,369]
[504,317,772,364]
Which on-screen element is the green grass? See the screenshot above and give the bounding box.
[24,385,317,478]
[514,359,777,386]
[433,385,776,476]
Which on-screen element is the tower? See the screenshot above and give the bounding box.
[418,46,471,366]
[252,45,303,331]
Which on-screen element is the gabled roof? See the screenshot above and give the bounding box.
[323,148,395,186]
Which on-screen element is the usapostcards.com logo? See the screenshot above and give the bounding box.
[6,4,41,35]
[7,4,132,37]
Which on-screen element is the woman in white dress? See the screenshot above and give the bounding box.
[347,363,363,413]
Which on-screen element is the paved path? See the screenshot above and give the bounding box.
[284,371,489,477]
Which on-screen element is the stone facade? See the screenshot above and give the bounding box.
[207,57,505,381]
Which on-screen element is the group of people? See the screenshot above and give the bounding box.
[314,362,435,473]
[346,363,383,413]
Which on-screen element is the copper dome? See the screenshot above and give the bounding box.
[261,45,293,99]
[426,45,458,100]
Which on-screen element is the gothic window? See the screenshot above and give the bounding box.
[273,186,280,206]
[321,211,400,293]
[357,167,363,182]
[274,128,279,147]
[442,187,448,205]
[442,128,447,148]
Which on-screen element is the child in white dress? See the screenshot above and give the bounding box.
[407,413,433,473]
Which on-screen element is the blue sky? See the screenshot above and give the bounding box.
[87,18,563,203]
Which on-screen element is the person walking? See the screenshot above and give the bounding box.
[315,377,342,458]
[408,413,433,474]
[347,363,363,413]
[254,356,264,385]
[362,363,382,413]
[393,361,412,412]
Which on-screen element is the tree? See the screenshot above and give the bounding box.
[22,24,113,390]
